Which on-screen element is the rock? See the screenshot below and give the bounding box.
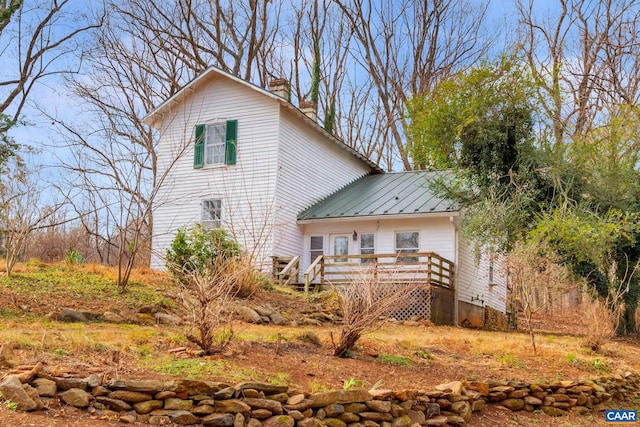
[120,413,137,424]
[236,382,288,395]
[366,400,391,412]
[311,390,373,408]
[435,381,463,394]
[523,396,542,406]
[50,376,88,391]
[391,415,412,427]
[390,404,405,418]
[0,375,38,411]
[133,400,163,414]
[235,412,246,427]
[499,399,524,411]
[325,403,346,417]
[359,412,393,422]
[508,389,529,399]
[343,403,368,413]
[22,384,44,410]
[424,415,448,426]
[425,403,440,418]
[60,388,91,408]
[284,399,314,412]
[287,393,306,405]
[103,311,125,323]
[471,399,485,412]
[32,377,57,397]
[192,404,216,415]
[108,379,170,393]
[168,410,198,425]
[325,418,347,427]
[245,398,284,414]
[262,415,295,427]
[108,390,153,403]
[215,386,238,399]
[407,410,425,425]
[237,306,263,323]
[445,415,466,426]
[247,418,263,427]
[451,401,472,423]
[92,385,111,396]
[369,390,395,400]
[254,306,276,316]
[270,313,286,325]
[174,379,228,395]
[202,413,238,427]
[0,342,17,368]
[155,312,182,325]
[59,308,89,322]
[253,409,273,419]
[95,397,133,412]
[139,305,162,314]
[266,393,289,404]
[216,399,252,413]
[340,412,360,423]
[164,398,193,411]
[298,418,324,427]
[87,374,103,388]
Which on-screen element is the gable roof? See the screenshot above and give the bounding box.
[297,171,460,222]
[143,66,383,173]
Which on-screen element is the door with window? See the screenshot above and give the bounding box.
[330,234,350,262]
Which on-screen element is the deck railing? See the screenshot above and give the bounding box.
[303,252,454,292]
[274,256,300,286]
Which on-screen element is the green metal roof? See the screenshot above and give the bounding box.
[297,171,460,221]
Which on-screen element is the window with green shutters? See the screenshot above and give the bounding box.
[194,120,237,168]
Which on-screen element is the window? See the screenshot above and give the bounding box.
[360,233,374,263]
[201,199,222,228]
[333,236,349,262]
[395,231,419,263]
[310,236,323,263]
[194,120,237,168]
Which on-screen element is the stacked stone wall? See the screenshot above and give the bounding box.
[1,367,639,426]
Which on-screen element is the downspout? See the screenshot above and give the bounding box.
[451,216,459,327]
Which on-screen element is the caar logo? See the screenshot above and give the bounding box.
[605,410,637,423]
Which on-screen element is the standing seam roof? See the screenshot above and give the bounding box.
[297,171,459,220]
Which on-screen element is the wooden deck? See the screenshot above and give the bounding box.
[275,252,454,293]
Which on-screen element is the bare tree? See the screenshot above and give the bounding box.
[333,0,492,170]
[0,0,103,131]
[0,156,60,275]
[333,270,427,357]
[517,0,640,146]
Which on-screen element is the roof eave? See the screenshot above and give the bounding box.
[297,210,461,224]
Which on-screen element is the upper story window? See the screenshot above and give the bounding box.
[201,199,222,229]
[194,120,237,168]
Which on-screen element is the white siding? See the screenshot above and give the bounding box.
[273,108,372,260]
[301,216,508,314]
[301,216,456,271]
[455,236,508,313]
[151,76,280,270]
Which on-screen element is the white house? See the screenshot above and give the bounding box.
[144,66,510,327]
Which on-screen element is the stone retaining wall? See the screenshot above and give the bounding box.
[1,367,639,426]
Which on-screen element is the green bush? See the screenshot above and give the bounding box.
[166,225,240,277]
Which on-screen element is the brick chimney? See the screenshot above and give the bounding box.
[299,100,317,122]
[268,78,289,99]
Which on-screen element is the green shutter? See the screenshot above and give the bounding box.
[194,124,205,168]
[225,119,237,165]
